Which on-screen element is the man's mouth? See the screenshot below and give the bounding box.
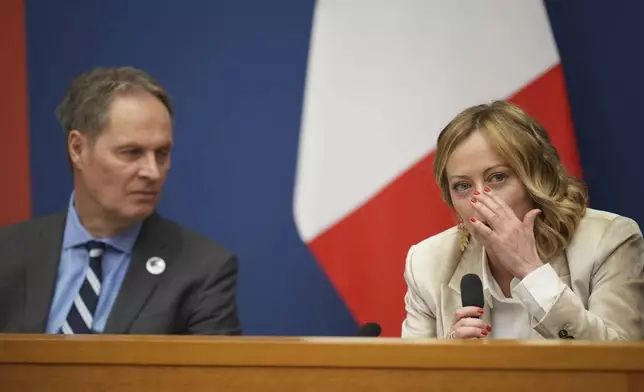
[133,191,158,197]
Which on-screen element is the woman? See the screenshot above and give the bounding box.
[401,100,644,340]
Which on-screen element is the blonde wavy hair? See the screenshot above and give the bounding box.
[433,100,588,260]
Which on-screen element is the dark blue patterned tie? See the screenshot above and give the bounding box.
[60,241,105,334]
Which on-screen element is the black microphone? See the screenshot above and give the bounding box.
[356,322,382,337]
[460,273,485,315]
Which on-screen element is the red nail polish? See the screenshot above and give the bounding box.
[487,325,492,332]
[477,308,484,314]
[473,190,480,195]
[481,330,488,336]
[484,187,490,192]
[471,197,477,203]
[470,217,477,223]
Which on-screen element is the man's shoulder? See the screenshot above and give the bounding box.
[0,211,66,242]
[152,214,235,261]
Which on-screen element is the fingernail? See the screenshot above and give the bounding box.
[471,197,477,203]
[484,187,490,192]
[481,330,488,336]
[473,191,480,195]
[470,217,477,223]
[487,325,492,332]
[477,308,484,314]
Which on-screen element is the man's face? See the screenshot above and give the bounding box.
[70,92,173,224]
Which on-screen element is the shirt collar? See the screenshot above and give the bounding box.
[479,246,521,305]
[62,192,143,254]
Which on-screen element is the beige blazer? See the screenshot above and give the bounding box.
[401,208,644,340]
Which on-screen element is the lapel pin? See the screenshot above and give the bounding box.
[146,257,166,275]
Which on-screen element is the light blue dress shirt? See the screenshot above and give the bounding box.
[45,193,142,333]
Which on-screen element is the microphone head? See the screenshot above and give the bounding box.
[356,322,382,337]
[460,273,484,309]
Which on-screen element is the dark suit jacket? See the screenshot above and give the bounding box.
[0,211,242,335]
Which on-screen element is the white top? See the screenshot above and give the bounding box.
[480,246,567,339]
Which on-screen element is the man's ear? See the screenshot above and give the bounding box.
[68,130,86,168]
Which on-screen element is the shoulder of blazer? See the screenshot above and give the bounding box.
[146,212,236,265]
[406,225,463,290]
[566,207,643,268]
[0,211,67,243]
[411,225,460,262]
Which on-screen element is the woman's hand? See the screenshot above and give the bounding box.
[448,306,491,339]
[467,188,543,279]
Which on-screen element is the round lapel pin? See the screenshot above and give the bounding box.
[146,257,166,275]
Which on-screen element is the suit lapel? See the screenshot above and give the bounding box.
[103,213,175,334]
[443,240,492,331]
[23,212,67,333]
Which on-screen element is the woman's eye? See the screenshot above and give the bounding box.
[489,173,506,183]
[453,183,471,192]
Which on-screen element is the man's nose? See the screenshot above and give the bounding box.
[139,153,161,180]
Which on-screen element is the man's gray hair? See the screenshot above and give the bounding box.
[56,66,173,138]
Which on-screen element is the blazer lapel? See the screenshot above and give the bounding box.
[443,240,492,332]
[103,213,175,334]
[23,212,67,333]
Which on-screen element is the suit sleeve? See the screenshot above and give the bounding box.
[401,245,438,338]
[516,216,644,340]
[187,254,243,335]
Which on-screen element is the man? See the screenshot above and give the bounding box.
[0,66,242,335]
